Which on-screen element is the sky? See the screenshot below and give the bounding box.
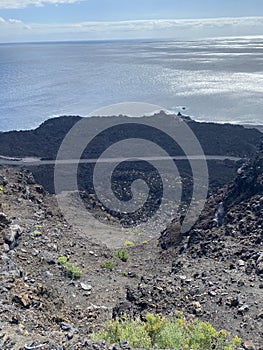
[0,0,263,43]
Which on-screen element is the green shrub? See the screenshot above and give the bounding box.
[124,240,134,247]
[57,256,68,264]
[57,256,82,278]
[92,312,241,349]
[32,230,42,237]
[101,260,115,269]
[114,249,129,262]
[62,262,82,278]
[91,316,151,348]
[35,225,43,229]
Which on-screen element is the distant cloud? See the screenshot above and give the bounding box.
[0,16,31,29]
[1,16,263,42]
[0,0,80,9]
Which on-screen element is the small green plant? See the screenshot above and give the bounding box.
[101,260,115,269]
[144,313,166,345]
[114,249,129,262]
[92,312,241,349]
[32,230,42,237]
[92,315,150,348]
[35,225,43,229]
[57,256,82,278]
[142,240,149,245]
[124,240,134,247]
[57,256,68,264]
[120,271,128,276]
[0,185,3,191]
[62,262,82,278]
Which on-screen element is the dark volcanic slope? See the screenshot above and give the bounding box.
[0,113,261,159]
[0,116,81,158]
[0,150,262,349]
[0,157,262,349]
[0,113,262,197]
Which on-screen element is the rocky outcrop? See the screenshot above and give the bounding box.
[165,148,263,249]
[158,218,182,250]
[224,146,263,208]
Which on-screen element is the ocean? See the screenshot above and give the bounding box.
[0,36,263,132]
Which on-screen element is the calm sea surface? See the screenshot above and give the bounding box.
[0,37,263,131]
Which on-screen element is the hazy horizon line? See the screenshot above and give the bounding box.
[1,33,263,45]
